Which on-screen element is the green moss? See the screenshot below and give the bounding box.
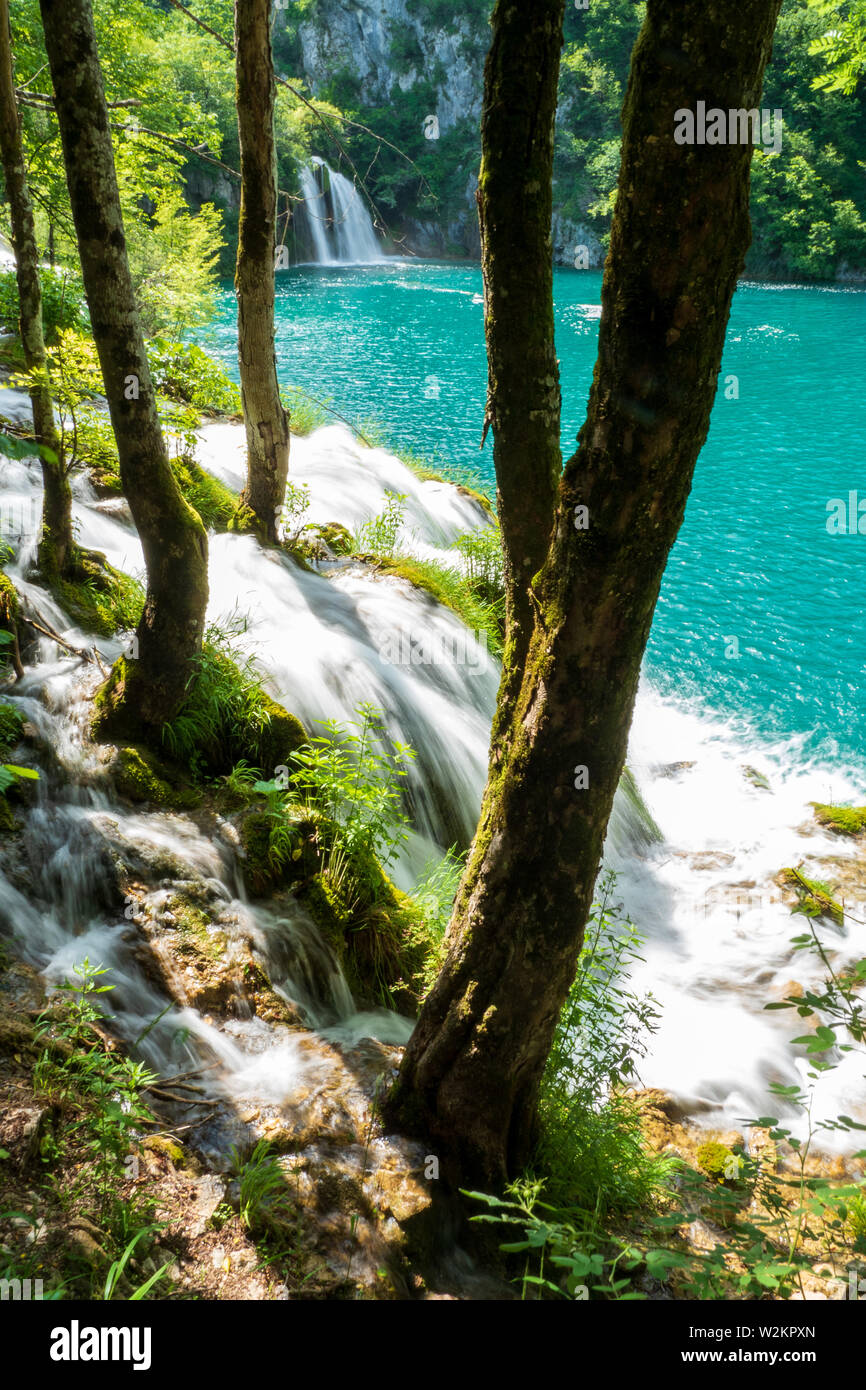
[172,895,225,964]
[0,796,15,833]
[238,808,307,897]
[780,867,845,926]
[252,694,306,774]
[170,454,237,532]
[696,1140,737,1184]
[92,655,141,741]
[811,802,866,836]
[109,745,200,809]
[49,549,144,638]
[303,521,354,556]
[300,855,437,1015]
[0,569,19,623]
[143,1135,187,1169]
[227,502,264,539]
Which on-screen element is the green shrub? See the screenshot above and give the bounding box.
[147,338,241,416]
[0,266,88,343]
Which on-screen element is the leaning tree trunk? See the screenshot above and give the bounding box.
[234,0,289,543]
[0,0,73,576]
[384,0,783,1189]
[38,0,208,733]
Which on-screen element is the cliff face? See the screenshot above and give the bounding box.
[278,0,604,265]
[295,0,482,137]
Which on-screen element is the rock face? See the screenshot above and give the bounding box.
[279,0,602,265]
[295,0,483,137]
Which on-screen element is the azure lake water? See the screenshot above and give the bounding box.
[209,262,866,772]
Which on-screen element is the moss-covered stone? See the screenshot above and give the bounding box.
[811,802,866,836]
[253,694,306,775]
[143,1135,187,1169]
[48,548,144,638]
[109,745,200,809]
[304,521,354,557]
[697,1140,738,1183]
[779,867,844,926]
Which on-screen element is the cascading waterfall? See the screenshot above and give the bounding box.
[2,391,866,1149]
[291,158,385,266]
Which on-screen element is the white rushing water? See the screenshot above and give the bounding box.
[2,399,865,1150]
[293,159,386,266]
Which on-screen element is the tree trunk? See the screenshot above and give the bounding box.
[234,0,289,543]
[477,0,563,739]
[38,0,208,733]
[384,0,783,1190]
[0,0,73,576]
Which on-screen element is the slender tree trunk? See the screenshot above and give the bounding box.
[384,0,783,1189]
[477,0,563,740]
[38,0,208,733]
[0,0,73,576]
[234,0,289,543]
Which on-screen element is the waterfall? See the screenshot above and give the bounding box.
[3,397,866,1145]
[291,159,385,266]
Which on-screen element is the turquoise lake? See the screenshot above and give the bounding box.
[209,263,866,768]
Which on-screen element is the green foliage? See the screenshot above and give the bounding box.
[281,386,330,437]
[535,872,670,1216]
[405,846,465,994]
[0,702,24,754]
[281,703,415,879]
[148,339,241,416]
[230,1140,293,1233]
[49,552,145,639]
[353,490,408,557]
[380,554,502,658]
[278,480,311,545]
[161,615,291,778]
[33,960,157,1218]
[808,0,866,94]
[0,266,87,343]
[467,1179,646,1301]
[103,1228,171,1301]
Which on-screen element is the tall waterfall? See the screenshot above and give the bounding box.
[291,158,386,266]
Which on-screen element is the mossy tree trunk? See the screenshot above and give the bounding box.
[0,0,72,576]
[38,0,208,732]
[383,0,782,1189]
[234,0,289,543]
[477,0,563,739]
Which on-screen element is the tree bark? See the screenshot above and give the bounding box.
[384,0,783,1190]
[234,0,289,543]
[0,0,73,576]
[38,0,208,732]
[477,0,563,740]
